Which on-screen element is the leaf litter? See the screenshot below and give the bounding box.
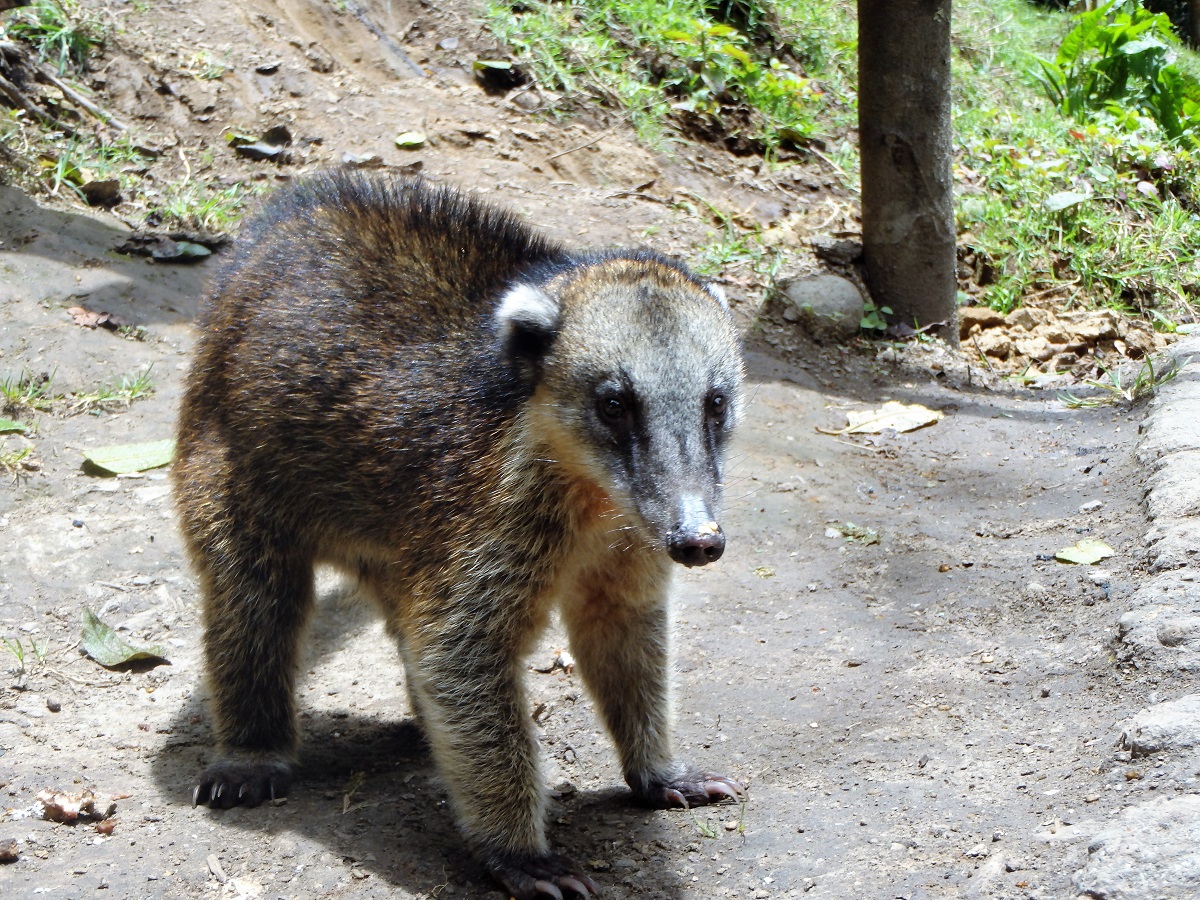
[80,609,170,668]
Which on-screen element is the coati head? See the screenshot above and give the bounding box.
[496,253,744,566]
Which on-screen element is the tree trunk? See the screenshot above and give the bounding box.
[858,0,957,339]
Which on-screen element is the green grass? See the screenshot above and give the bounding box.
[6,0,105,73]
[151,181,261,233]
[69,368,155,414]
[485,0,1200,329]
[953,0,1200,325]
[483,0,854,152]
[1,370,55,416]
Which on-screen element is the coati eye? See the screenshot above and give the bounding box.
[597,394,626,424]
[707,391,728,423]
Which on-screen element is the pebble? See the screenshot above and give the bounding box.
[1079,500,1104,512]
[46,696,61,713]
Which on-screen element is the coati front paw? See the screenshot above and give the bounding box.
[192,756,293,809]
[488,849,600,899]
[633,770,745,810]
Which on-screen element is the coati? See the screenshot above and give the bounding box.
[174,171,745,899]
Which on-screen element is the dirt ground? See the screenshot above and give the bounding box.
[0,2,1184,898]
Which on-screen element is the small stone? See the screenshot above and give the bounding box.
[613,858,635,870]
[46,696,62,713]
[1080,500,1104,513]
[777,274,866,344]
[0,838,18,863]
[811,236,862,266]
[958,306,1006,338]
[964,843,989,858]
[72,519,84,528]
[588,860,611,872]
[724,820,739,831]
[1040,687,1051,698]
[845,659,865,667]
[207,855,227,883]
[824,527,841,539]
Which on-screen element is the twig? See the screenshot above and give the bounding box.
[972,334,994,371]
[35,66,128,130]
[0,70,74,134]
[547,129,612,161]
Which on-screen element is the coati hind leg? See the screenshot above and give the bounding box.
[179,468,316,809]
[399,600,599,900]
[561,550,745,809]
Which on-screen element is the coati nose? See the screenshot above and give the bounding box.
[668,521,725,567]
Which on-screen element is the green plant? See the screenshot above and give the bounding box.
[2,636,48,675]
[7,0,105,73]
[860,299,892,332]
[485,0,846,153]
[152,181,258,233]
[1,369,55,415]
[1059,352,1186,406]
[70,367,155,413]
[1030,1,1200,146]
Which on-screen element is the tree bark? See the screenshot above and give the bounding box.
[858,0,957,340]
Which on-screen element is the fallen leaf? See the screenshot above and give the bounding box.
[82,438,175,475]
[1044,190,1089,212]
[1055,538,1114,565]
[394,131,426,149]
[754,566,776,578]
[80,608,170,668]
[36,788,115,823]
[66,305,130,330]
[818,401,944,435]
[0,418,27,433]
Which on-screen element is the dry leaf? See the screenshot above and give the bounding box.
[818,401,945,435]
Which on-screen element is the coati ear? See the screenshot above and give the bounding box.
[495,282,561,370]
[704,281,730,310]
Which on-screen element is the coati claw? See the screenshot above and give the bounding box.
[193,758,293,810]
[489,850,599,899]
[635,770,746,809]
[664,788,689,809]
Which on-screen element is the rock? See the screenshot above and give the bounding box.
[1073,795,1200,899]
[1146,452,1200,519]
[1119,319,1160,358]
[1145,519,1200,571]
[1059,309,1120,343]
[958,306,1005,338]
[971,329,1015,359]
[1121,695,1200,757]
[811,236,863,266]
[1005,307,1052,331]
[1080,500,1104,513]
[1015,336,1056,362]
[1117,573,1200,671]
[777,274,865,344]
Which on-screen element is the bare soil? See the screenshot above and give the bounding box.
[0,2,1178,898]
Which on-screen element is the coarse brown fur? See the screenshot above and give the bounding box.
[174,171,745,899]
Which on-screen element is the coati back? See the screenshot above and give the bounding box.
[174,171,746,899]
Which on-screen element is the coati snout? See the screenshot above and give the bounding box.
[174,172,746,900]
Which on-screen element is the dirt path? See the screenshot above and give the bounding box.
[0,2,1187,899]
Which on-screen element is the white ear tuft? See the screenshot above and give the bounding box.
[495,282,560,368]
[705,282,729,309]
